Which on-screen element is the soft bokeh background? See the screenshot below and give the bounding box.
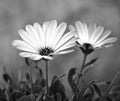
[0,0,120,95]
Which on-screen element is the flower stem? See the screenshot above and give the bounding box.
[45,60,49,95]
[76,54,87,86]
[29,67,33,93]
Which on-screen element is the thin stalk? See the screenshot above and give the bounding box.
[45,60,49,95]
[29,67,35,101]
[29,67,34,93]
[76,54,87,86]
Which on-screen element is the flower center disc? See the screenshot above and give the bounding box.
[80,43,94,54]
[83,43,93,50]
[39,48,54,56]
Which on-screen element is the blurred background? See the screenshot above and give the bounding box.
[0,0,120,95]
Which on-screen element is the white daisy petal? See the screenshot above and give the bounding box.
[52,22,67,48]
[83,23,89,42]
[48,20,57,47]
[19,52,42,60]
[18,29,38,49]
[46,20,57,47]
[34,23,45,47]
[54,50,74,55]
[90,26,104,44]
[94,30,111,46]
[88,23,96,41]
[55,38,76,52]
[75,21,85,42]
[96,37,117,47]
[42,56,53,60]
[42,21,50,46]
[12,40,38,53]
[69,25,76,32]
[54,31,74,50]
[25,25,40,49]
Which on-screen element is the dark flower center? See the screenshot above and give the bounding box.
[39,47,54,56]
[80,43,94,54]
[83,43,93,50]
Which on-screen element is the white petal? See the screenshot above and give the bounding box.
[88,23,96,41]
[94,30,111,46]
[52,22,67,48]
[12,40,38,53]
[54,50,74,55]
[83,23,89,42]
[54,31,74,50]
[75,21,85,42]
[46,20,57,47]
[77,39,84,45]
[55,38,76,52]
[42,56,53,60]
[25,25,40,49]
[90,26,104,44]
[95,37,117,47]
[69,25,76,31]
[34,23,45,47]
[42,21,50,47]
[19,52,42,60]
[18,29,38,50]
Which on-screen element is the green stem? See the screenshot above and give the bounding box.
[29,67,35,101]
[29,67,34,93]
[76,54,87,86]
[45,60,49,95]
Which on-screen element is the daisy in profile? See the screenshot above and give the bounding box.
[12,20,76,60]
[69,21,117,54]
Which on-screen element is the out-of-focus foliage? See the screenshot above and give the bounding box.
[1,57,120,101]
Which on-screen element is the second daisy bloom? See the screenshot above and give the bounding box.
[69,21,117,54]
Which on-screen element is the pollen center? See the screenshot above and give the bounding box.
[80,43,94,54]
[83,43,93,50]
[39,47,54,56]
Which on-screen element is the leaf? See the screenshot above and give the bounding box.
[25,58,30,66]
[92,83,102,97]
[17,94,35,101]
[111,86,120,93]
[50,75,67,101]
[110,72,120,88]
[2,67,12,84]
[82,65,94,75]
[83,93,93,101]
[113,95,120,101]
[12,90,24,101]
[32,84,42,96]
[56,93,62,101]
[84,57,98,68]
[105,72,120,96]
[97,81,110,95]
[39,68,43,77]
[44,95,55,101]
[51,74,66,84]
[78,81,96,101]
[106,97,113,101]
[25,72,31,84]
[0,89,7,101]
[67,68,79,95]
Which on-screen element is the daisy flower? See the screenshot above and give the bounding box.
[12,20,76,60]
[69,21,117,54]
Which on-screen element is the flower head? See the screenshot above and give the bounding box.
[12,20,76,60]
[69,21,117,54]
